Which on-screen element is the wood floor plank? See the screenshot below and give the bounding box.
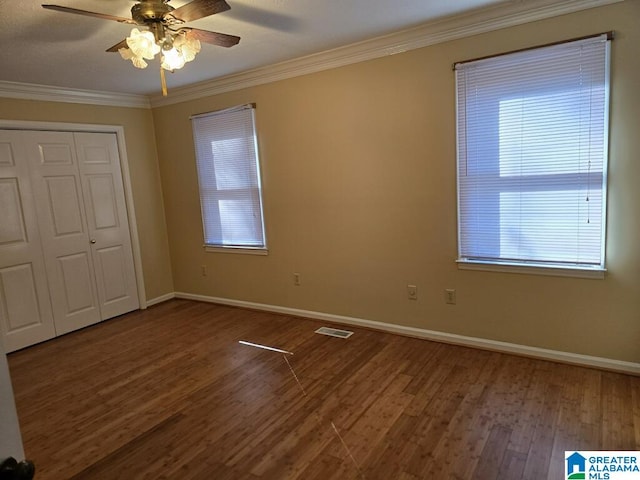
[7,299,640,480]
[601,372,638,449]
[472,424,512,480]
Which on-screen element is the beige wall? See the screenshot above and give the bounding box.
[153,1,640,363]
[0,98,174,300]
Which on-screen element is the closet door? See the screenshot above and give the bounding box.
[0,131,56,351]
[23,131,101,335]
[75,133,139,319]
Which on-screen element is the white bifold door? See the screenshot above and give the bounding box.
[0,130,139,352]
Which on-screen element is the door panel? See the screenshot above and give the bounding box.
[95,246,128,302]
[58,253,97,314]
[0,143,15,166]
[75,133,139,319]
[23,131,101,335]
[86,175,118,230]
[39,143,75,165]
[0,179,28,246]
[0,131,56,352]
[44,176,84,236]
[0,263,44,331]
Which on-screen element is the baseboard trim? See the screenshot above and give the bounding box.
[146,292,176,308]
[173,292,640,376]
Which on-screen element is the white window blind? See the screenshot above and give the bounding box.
[192,104,266,250]
[455,34,610,271]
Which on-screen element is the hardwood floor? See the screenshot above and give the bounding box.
[7,299,640,479]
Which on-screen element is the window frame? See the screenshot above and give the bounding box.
[191,104,268,255]
[454,34,611,279]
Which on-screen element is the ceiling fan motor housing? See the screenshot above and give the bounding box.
[131,0,175,24]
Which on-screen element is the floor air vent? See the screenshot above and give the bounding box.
[315,327,354,339]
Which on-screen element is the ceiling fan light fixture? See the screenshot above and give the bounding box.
[120,27,202,71]
[161,47,186,71]
[175,34,201,62]
[118,46,149,69]
[126,28,160,60]
[159,33,201,71]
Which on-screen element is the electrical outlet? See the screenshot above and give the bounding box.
[201,265,207,277]
[445,289,456,305]
[294,273,301,286]
[407,285,418,300]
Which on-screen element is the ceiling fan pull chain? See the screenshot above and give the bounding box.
[161,64,168,96]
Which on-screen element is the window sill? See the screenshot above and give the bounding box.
[204,246,268,256]
[457,259,605,279]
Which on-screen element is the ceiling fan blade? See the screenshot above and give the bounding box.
[106,40,128,53]
[171,0,230,23]
[42,4,135,24]
[185,28,240,48]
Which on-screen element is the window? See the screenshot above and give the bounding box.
[191,104,267,253]
[455,34,611,276]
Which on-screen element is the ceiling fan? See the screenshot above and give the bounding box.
[42,0,241,94]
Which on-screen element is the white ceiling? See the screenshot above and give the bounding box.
[1,1,619,98]
[0,0,516,96]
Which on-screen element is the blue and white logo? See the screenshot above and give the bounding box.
[565,451,640,479]
[567,452,587,479]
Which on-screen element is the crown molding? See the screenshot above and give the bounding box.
[0,80,150,109]
[149,0,623,107]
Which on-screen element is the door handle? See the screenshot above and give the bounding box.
[90,239,96,244]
